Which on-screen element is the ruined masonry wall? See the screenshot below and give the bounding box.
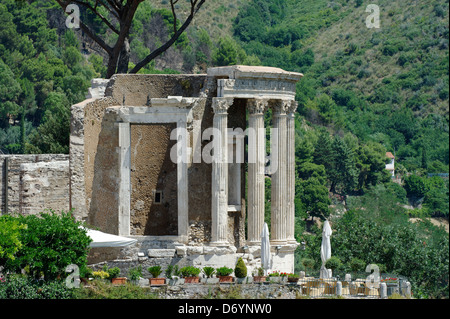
[0,154,70,215]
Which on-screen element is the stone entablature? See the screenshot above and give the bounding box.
[208,65,301,100]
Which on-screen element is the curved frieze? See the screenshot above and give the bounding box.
[217,78,297,100]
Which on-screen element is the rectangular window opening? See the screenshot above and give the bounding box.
[153,190,163,204]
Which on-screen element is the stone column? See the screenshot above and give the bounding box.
[270,99,289,245]
[247,98,268,245]
[118,122,131,236]
[177,119,189,243]
[286,100,297,243]
[211,97,233,246]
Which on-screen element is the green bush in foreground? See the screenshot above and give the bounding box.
[2,210,92,281]
[0,274,73,299]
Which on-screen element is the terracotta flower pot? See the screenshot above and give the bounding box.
[253,276,267,283]
[111,277,127,285]
[184,277,200,283]
[218,276,234,283]
[149,278,166,286]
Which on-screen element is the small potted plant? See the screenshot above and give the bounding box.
[287,273,300,283]
[80,266,94,284]
[108,267,127,285]
[234,257,248,284]
[253,267,267,283]
[180,266,201,283]
[167,265,184,285]
[148,265,165,286]
[92,270,109,281]
[128,265,143,285]
[216,266,234,283]
[280,272,288,283]
[268,271,282,283]
[202,267,219,284]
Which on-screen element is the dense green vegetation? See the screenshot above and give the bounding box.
[0,211,92,299]
[233,0,449,299]
[0,0,95,153]
[0,211,92,280]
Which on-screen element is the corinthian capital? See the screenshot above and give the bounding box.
[247,98,269,115]
[212,97,234,114]
[270,99,291,115]
[286,100,298,114]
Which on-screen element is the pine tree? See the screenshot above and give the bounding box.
[329,136,358,194]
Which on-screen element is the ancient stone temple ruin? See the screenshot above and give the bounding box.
[69,65,303,273]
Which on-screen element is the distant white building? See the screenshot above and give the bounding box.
[386,152,395,177]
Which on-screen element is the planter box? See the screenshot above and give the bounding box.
[386,283,399,296]
[218,276,234,283]
[111,277,127,285]
[236,277,251,284]
[184,277,200,284]
[287,277,299,283]
[202,277,220,284]
[268,276,282,283]
[253,276,267,283]
[149,278,166,286]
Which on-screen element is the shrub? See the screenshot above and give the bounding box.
[202,267,215,278]
[234,257,247,278]
[0,274,73,299]
[81,267,94,279]
[301,258,315,272]
[128,266,142,281]
[404,174,429,198]
[254,267,265,276]
[216,267,233,276]
[268,271,280,277]
[3,211,92,281]
[179,266,201,278]
[172,265,180,277]
[0,215,26,266]
[165,265,174,278]
[92,271,109,279]
[147,266,162,278]
[349,258,366,272]
[107,267,121,279]
[325,256,343,272]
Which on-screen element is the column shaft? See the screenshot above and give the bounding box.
[286,101,297,243]
[211,97,233,245]
[270,99,289,244]
[247,99,268,244]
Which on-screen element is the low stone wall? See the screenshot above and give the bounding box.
[142,282,302,299]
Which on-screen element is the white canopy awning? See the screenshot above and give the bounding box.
[81,227,138,248]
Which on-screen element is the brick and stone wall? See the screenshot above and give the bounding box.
[0,154,70,215]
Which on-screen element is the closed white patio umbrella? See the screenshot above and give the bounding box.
[320,220,332,279]
[261,222,271,275]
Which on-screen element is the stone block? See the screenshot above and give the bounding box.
[175,245,187,256]
[148,249,176,258]
[186,246,203,255]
